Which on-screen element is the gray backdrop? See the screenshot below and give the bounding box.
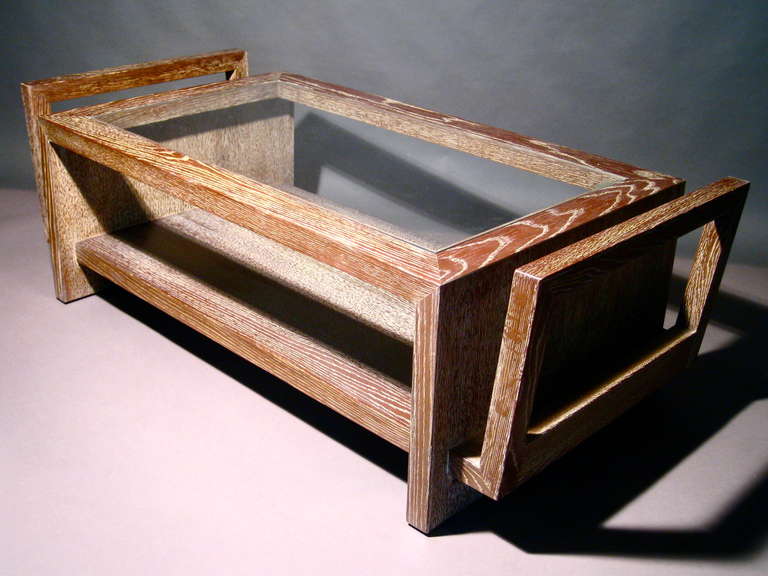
[1,0,765,264]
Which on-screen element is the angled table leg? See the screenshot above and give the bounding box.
[451,177,749,500]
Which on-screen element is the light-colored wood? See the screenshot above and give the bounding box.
[129,97,295,186]
[278,73,660,187]
[453,178,748,499]
[64,74,281,129]
[44,148,189,301]
[21,49,248,240]
[76,214,413,451]
[525,239,676,425]
[20,87,49,231]
[119,208,416,342]
[21,54,749,534]
[43,68,682,282]
[513,178,747,280]
[40,113,442,302]
[435,176,683,282]
[274,73,684,282]
[22,49,248,101]
[407,289,481,533]
[41,99,294,302]
[37,73,681,302]
[21,50,251,301]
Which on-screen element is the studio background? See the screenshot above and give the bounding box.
[1,2,766,576]
[2,0,766,262]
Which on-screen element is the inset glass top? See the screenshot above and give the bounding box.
[94,85,589,251]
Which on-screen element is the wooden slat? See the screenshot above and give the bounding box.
[528,331,694,437]
[435,176,684,282]
[520,178,749,281]
[21,86,56,244]
[515,332,696,494]
[277,74,683,278]
[278,73,649,188]
[22,49,248,101]
[480,271,547,496]
[76,215,413,451]
[60,74,281,128]
[453,330,696,497]
[407,288,480,532]
[139,209,415,342]
[49,68,653,187]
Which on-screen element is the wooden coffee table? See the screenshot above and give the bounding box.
[22,50,748,532]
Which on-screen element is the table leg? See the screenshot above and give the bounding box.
[407,288,481,533]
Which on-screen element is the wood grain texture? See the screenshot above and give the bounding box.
[278,73,658,187]
[63,74,281,128]
[23,56,749,533]
[453,178,748,499]
[129,98,295,186]
[435,175,684,282]
[680,197,746,360]
[277,73,684,282]
[407,288,481,533]
[41,113,442,301]
[518,178,747,280]
[38,70,687,294]
[21,50,250,301]
[530,239,675,423]
[21,50,248,241]
[480,271,550,496]
[21,86,56,246]
[122,208,416,343]
[76,216,413,450]
[22,49,248,101]
[45,147,188,301]
[44,71,682,277]
[42,101,294,303]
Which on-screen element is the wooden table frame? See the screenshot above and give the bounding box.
[21,50,748,533]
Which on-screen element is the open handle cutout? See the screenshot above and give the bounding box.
[455,177,748,499]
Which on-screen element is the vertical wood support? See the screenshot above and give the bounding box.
[43,147,191,301]
[20,50,262,302]
[680,203,743,360]
[408,289,479,532]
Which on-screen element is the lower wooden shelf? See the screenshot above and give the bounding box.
[76,209,414,450]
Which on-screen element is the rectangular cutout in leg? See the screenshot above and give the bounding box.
[453,178,748,500]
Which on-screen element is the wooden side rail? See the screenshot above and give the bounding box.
[20,51,265,303]
[21,49,248,249]
[453,177,749,499]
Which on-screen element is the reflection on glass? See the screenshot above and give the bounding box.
[112,93,585,251]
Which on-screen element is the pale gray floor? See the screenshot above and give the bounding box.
[2,187,766,575]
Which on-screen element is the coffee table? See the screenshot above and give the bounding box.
[22,50,748,532]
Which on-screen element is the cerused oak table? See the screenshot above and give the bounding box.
[21,50,748,533]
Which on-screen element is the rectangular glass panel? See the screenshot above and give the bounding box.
[95,85,589,251]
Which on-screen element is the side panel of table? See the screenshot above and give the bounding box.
[21,51,294,303]
[407,230,677,532]
[451,178,747,502]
